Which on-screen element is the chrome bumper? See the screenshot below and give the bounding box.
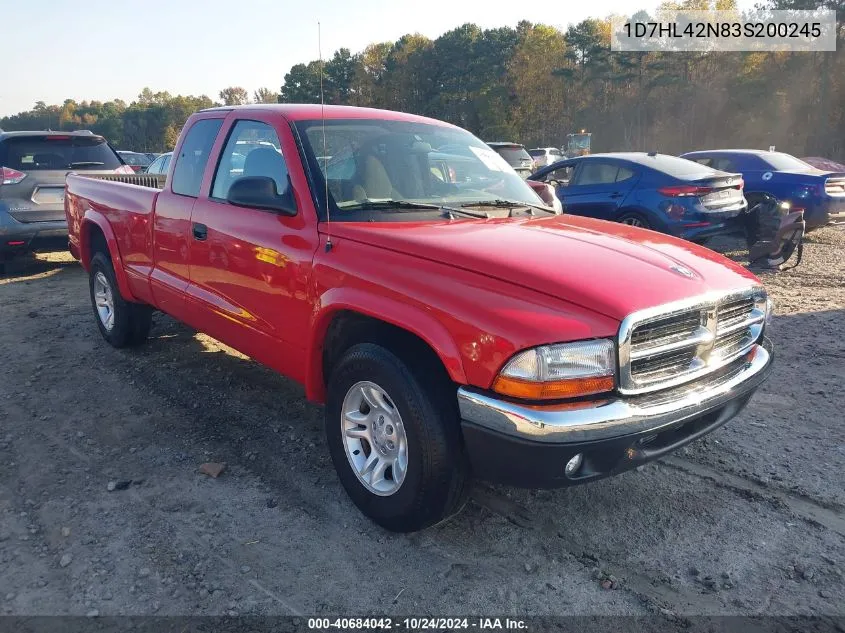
[458,341,772,444]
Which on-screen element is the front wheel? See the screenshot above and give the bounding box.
[89,252,152,348]
[325,343,469,532]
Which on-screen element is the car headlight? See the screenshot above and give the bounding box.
[492,339,616,400]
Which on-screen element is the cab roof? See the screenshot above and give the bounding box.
[199,104,457,127]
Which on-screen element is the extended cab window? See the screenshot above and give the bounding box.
[211,120,287,200]
[171,119,223,197]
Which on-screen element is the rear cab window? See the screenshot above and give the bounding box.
[0,135,122,171]
[171,119,224,197]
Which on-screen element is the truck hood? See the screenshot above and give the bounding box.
[329,215,761,321]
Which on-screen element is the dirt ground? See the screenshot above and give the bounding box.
[0,228,843,623]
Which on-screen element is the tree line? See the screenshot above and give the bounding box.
[3,0,843,158]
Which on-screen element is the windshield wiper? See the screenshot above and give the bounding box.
[338,200,443,211]
[337,199,487,218]
[443,207,489,219]
[461,199,556,215]
[70,161,106,168]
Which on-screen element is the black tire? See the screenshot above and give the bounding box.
[325,343,469,532]
[617,212,652,229]
[89,252,152,348]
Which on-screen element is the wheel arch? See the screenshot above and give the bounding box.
[80,211,137,302]
[305,289,467,403]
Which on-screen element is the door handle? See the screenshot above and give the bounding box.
[192,223,207,241]
[609,192,624,199]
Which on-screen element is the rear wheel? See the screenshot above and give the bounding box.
[89,252,152,348]
[325,343,469,532]
[618,212,651,229]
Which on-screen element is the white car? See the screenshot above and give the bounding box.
[528,147,565,169]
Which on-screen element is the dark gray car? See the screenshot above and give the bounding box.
[485,142,534,178]
[0,131,127,264]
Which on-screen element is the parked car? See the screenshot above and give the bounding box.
[681,150,845,230]
[144,152,172,175]
[144,152,161,162]
[0,130,131,264]
[116,150,152,173]
[65,105,773,532]
[529,152,748,241]
[528,147,564,169]
[485,142,534,178]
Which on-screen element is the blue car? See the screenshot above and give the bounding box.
[680,149,845,231]
[528,153,747,241]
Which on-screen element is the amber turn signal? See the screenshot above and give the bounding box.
[492,374,615,400]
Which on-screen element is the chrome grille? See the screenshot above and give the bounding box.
[618,288,767,395]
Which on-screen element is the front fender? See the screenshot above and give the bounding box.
[304,287,468,403]
[80,210,138,302]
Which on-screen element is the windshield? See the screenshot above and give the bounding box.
[0,135,122,171]
[760,152,814,171]
[295,119,544,220]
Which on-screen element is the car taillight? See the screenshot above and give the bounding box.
[658,184,713,197]
[115,165,135,174]
[0,166,26,185]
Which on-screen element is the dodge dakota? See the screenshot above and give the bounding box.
[65,105,774,532]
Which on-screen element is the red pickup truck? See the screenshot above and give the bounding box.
[65,105,774,532]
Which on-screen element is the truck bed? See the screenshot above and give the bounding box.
[65,173,163,268]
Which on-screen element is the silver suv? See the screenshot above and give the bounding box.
[0,131,128,265]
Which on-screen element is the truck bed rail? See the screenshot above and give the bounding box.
[77,172,167,190]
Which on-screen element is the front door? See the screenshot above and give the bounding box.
[187,116,318,382]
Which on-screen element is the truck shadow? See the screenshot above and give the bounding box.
[132,305,844,552]
[0,252,79,284]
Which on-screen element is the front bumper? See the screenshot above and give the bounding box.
[458,339,773,488]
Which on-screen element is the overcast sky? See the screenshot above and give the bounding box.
[0,0,756,117]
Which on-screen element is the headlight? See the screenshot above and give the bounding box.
[492,339,616,400]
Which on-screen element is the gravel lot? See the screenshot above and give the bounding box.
[0,228,843,622]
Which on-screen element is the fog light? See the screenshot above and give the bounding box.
[565,453,583,477]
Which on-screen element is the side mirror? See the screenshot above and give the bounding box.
[227,176,297,216]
